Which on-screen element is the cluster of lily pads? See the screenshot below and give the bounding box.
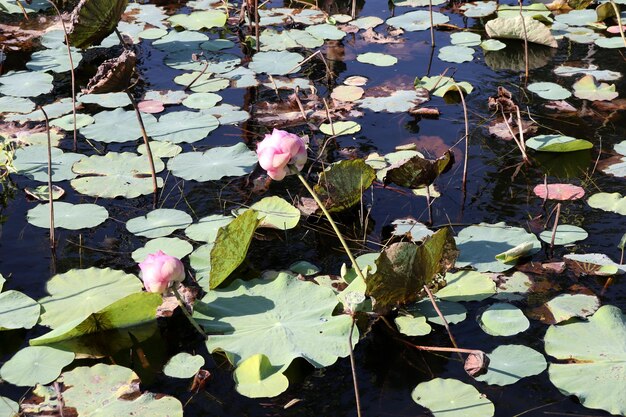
[1,0,626,415]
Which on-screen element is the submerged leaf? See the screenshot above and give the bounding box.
[383,151,453,189]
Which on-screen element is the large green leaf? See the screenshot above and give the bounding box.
[0,290,40,330]
[485,16,557,47]
[366,228,458,313]
[71,152,165,198]
[0,396,18,417]
[38,267,143,329]
[587,192,626,215]
[436,270,496,302]
[194,273,356,366]
[478,303,529,336]
[412,378,495,417]
[63,364,183,417]
[245,196,301,230]
[526,134,593,152]
[572,74,619,101]
[148,111,219,144]
[126,209,192,238]
[0,346,74,386]
[80,109,158,143]
[314,159,376,212]
[248,51,304,75]
[475,345,546,386]
[545,305,626,415]
[386,10,449,31]
[167,143,257,182]
[209,209,260,289]
[13,146,83,182]
[0,70,54,97]
[68,0,130,48]
[27,202,109,230]
[31,292,161,346]
[455,222,541,272]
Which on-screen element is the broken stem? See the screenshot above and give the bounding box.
[40,106,55,249]
[323,98,336,136]
[185,60,210,91]
[423,285,463,361]
[172,286,208,339]
[549,202,561,250]
[295,172,365,283]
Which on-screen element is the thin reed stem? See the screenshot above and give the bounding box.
[40,106,55,249]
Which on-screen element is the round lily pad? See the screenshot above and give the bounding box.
[173,72,230,93]
[78,92,131,108]
[168,143,257,182]
[244,196,301,230]
[249,51,304,75]
[26,47,82,73]
[527,82,572,100]
[0,70,54,97]
[80,108,157,143]
[50,113,94,130]
[394,314,432,336]
[163,352,205,378]
[450,32,482,46]
[182,93,223,109]
[233,354,289,398]
[131,237,194,263]
[587,192,626,215]
[412,378,495,417]
[539,225,588,245]
[475,344,547,386]
[411,299,468,325]
[387,10,449,32]
[319,121,361,136]
[27,202,109,230]
[331,85,364,102]
[185,214,234,243]
[149,111,219,143]
[436,270,496,302]
[126,209,193,238]
[0,346,74,386]
[0,290,40,330]
[544,293,600,323]
[138,141,182,158]
[478,302,530,336]
[356,52,397,66]
[526,135,593,152]
[13,146,83,182]
[438,46,475,63]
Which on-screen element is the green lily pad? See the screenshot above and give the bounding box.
[0,96,35,114]
[0,290,40,330]
[455,223,541,272]
[602,157,626,178]
[313,159,376,212]
[80,108,158,143]
[319,121,361,136]
[554,9,598,26]
[131,238,193,263]
[545,305,626,415]
[411,298,467,325]
[258,8,326,26]
[394,314,432,336]
[50,113,94,130]
[27,202,109,230]
[208,209,259,289]
[153,30,208,52]
[479,302,530,336]
[194,272,355,366]
[0,396,18,417]
[359,90,426,112]
[436,270,496,302]
[31,292,162,346]
[182,93,222,109]
[38,267,143,329]
[138,28,167,40]
[163,352,205,378]
[351,16,384,29]
[168,10,227,30]
[68,0,129,48]
[0,346,74,386]
[245,196,301,230]
[485,16,557,47]
[497,3,551,20]
[366,228,458,313]
[249,51,303,75]
[564,253,623,276]
[539,224,588,245]
[173,72,230,93]
[233,354,289,398]
[553,64,622,81]
[331,85,364,102]
[24,184,65,202]
[450,32,482,46]
[527,82,572,100]
[544,293,600,323]
[62,364,183,417]
[391,218,433,242]
[190,243,213,286]
[138,141,182,159]
[203,104,250,124]
[526,134,593,152]
[71,152,165,198]
[412,378,494,417]
[416,75,473,97]
[594,37,626,49]
[26,47,82,73]
[480,39,507,50]
[148,111,219,144]
[126,209,192,238]
[168,143,257,182]
[288,261,321,276]
[461,1,497,17]
[572,74,619,101]
[185,214,234,243]
[494,272,532,301]
[305,23,346,40]
[13,146,83,182]
[475,345,547,386]
[588,192,626,215]
[0,70,54,97]
[356,52,398,67]
[78,92,131,108]
[386,10,449,32]
[438,46,475,63]
[165,50,240,73]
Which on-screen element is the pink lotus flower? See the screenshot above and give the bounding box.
[256,129,307,180]
[138,251,185,294]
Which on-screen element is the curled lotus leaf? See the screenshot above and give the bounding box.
[68,0,130,48]
[485,16,557,47]
[383,151,453,189]
[84,50,136,94]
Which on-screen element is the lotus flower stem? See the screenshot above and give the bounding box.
[423,285,463,361]
[295,172,366,284]
[348,316,362,417]
[185,59,210,90]
[46,0,78,151]
[125,91,159,207]
[172,286,208,339]
[549,202,561,250]
[609,1,626,48]
[453,83,469,191]
[39,106,55,249]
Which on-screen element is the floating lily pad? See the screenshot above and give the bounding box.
[485,16,557,47]
[194,273,355,366]
[0,70,54,98]
[594,37,626,49]
[545,305,626,415]
[26,47,82,73]
[27,202,109,230]
[533,183,585,200]
[359,90,426,112]
[185,214,234,243]
[245,196,301,230]
[13,146,83,182]
[479,303,529,336]
[0,290,40,330]
[356,52,398,66]
[391,218,433,242]
[416,76,473,97]
[436,271,496,302]
[450,32,482,46]
[564,253,623,276]
[289,261,321,276]
[80,108,157,143]
[394,313,432,336]
[0,96,35,114]
[602,157,626,178]
[553,64,622,81]
[572,74,618,101]
[168,10,227,30]
[475,345,547,386]
[78,92,131,108]
[168,143,257,182]
[588,192,626,215]
[544,293,600,324]
[203,104,250,125]
[38,267,142,329]
[163,352,205,378]
[411,298,467,325]
[138,141,182,159]
[173,72,230,93]
[412,378,495,417]
[148,111,219,144]
[0,346,74,386]
[539,225,588,245]
[331,85,364,102]
[182,93,222,109]
[249,51,303,75]
[526,134,593,152]
[126,209,192,238]
[233,354,289,398]
[461,1,497,18]
[165,50,240,73]
[497,3,551,20]
[554,9,598,26]
[4,98,73,123]
[527,82,572,100]
[50,113,94,130]
[319,121,361,136]
[0,396,18,417]
[351,16,384,29]
[386,10,449,32]
[305,23,346,40]
[455,222,541,272]
[439,45,474,63]
[71,152,165,198]
[138,28,167,40]
[153,30,208,52]
[494,272,532,301]
[131,238,193,263]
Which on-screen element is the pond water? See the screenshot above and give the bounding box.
[1,0,625,415]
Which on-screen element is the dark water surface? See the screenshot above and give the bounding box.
[1,0,625,415]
